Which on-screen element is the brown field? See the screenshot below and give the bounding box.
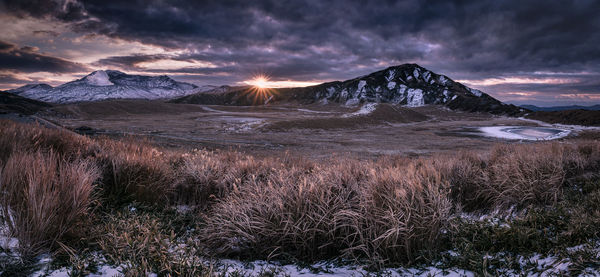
[35,99,595,159]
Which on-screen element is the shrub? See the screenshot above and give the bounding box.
[0,120,93,164]
[345,162,452,263]
[200,159,452,265]
[484,144,566,208]
[96,138,175,205]
[434,152,490,211]
[94,209,207,276]
[0,151,99,257]
[172,150,307,207]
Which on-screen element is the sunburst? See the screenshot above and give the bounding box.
[244,74,278,105]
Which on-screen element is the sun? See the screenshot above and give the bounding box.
[248,74,270,88]
[242,74,279,105]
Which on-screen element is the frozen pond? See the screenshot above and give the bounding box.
[479,126,570,140]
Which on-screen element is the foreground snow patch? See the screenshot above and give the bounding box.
[479,126,570,141]
[343,103,378,117]
[220,259,474,277]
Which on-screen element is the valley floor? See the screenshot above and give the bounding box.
[38,100,599,158]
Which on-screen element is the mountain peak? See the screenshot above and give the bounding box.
[83,70,114,86]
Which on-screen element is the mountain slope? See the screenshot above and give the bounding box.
[0,91,52,114]
[526,110,600,126]
[9,70,200,103]
[173,64,524,115]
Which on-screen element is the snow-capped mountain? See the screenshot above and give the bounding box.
[9,70,201,103]
[8,84,53,96]
[174,64,524,115]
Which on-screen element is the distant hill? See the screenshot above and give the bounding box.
[526,110,600,126]
[8,70,211,103]
[173,63,525,116]
[520,104,600,111]
[0,91,52,115]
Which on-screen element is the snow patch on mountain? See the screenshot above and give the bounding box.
[345,98,360,106]
[413,68,420,79]
[84,70,113,86]
[470,88,483,97]
[385,70,395,82]
[407,88,424,107]
[355,80,367,97]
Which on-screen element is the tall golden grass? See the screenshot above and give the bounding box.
[0,120,93,164]
[0,151,99,257]
[1,119,599,264]
[95,137,175,205]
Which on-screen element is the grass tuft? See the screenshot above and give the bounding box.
[0,151,99,258]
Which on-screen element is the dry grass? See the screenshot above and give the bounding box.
[484,144,566,208]
[0,120,94,164]
[200,159,452,264]
[94,209,206,276]
[2,119,600,268]
[436,142,600,211]
[172,150,315,208]
[95,137,175,205]
[0,151,99,258]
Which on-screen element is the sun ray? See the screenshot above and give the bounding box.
[243,74,278,105]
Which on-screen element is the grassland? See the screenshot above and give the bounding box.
[0,120,599,276]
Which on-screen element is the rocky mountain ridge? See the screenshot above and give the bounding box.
[173,64,525,115]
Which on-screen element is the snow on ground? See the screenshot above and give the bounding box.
[479,126,570,140]
[219,259,475,277]
[201,106,229,113]
[33,260,125,277]
[0,223,19,255]
[343,103,378,117]
[297,108,333,114]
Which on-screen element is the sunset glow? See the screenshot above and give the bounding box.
[247,75,270,88]
[243,74,320,88]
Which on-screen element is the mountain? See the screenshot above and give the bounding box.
[0,91,52,115]
[8,84,53,95]
[9,70,201,103]
[520,104,600,112]
[526,110,600,126]
[172,64,524,115]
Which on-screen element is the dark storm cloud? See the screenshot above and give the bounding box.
[32,30,60,37]
[0,40,88,73]
[94,54,169,70]
[1,0,599,103]
[483,78,600,95]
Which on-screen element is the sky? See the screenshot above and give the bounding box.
[0,0,599,106]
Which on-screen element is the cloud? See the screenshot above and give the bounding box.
[94,54,169,70]
[0,40,89,73]
[32,30,60,37]
[0,0,599,104]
